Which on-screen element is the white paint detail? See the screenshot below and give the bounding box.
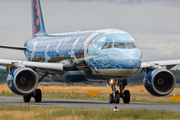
[97,37,106,42]
[44,43,50,62]
[54,38,63,56]
[68,37,81,61]
[31,41,38,61]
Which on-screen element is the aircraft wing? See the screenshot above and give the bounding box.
[141,59,180,70]
[0,59,64,75]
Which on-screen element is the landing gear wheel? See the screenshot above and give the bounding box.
[23,95,31,102]
[109,94,113,104]
[123,90,130,104]
[115,94,120,104]
[109,79,128,104]
[34,89,42,102]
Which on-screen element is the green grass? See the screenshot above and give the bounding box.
[43,92,108,101]
[0,104,180,120]
[1,92,180,104]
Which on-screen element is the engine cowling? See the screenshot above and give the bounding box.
[143,68,176,96]
[6,67,38,95]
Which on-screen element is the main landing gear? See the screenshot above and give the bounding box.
[23,72,48,103]
[23,89,42,103]
[109,79,130,104]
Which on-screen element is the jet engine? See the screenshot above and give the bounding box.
[143,68,176,96]
[7,67,38,95]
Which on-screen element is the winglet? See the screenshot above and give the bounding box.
[32,0,47,37]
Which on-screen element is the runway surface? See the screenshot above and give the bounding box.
[0,96,179,112]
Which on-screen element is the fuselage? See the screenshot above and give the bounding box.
[24,29,142,83]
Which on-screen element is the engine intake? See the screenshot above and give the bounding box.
[143,68,176,96]
[7,67,38,95]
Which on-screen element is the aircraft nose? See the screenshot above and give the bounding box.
[109,49,142,69]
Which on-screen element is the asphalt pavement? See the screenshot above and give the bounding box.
[0,96,179,112]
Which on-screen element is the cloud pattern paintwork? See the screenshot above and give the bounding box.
[84,29,142,70]
[24,29,142,81]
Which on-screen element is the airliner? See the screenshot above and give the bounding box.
[0,0,179,104]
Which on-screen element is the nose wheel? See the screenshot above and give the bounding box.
[109,94,113,103]
[115,93,120,103]
[123,90,130,104]
[109,79,130,104]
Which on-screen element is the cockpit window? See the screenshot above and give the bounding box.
[106,42,113,49]
[101,42,108,49]
[126,42,136,49]
[114,42,126,49]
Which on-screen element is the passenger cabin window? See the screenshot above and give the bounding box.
[126,42,136,49]
[106,42,113,49]
[101,42,108,49]
[114,42,126,49]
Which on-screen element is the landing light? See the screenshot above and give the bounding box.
[109,79,115,84]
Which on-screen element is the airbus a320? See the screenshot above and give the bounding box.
[0,0,179,104]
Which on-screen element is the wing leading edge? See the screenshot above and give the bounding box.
[0,59,63,75]
[141,59,180,70]
[0,58,180,74]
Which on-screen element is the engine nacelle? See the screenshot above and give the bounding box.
[7,67,38,95]
[143,68,176,96]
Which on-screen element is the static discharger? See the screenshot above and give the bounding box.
[88,91,98,96]
[170,95,180,101]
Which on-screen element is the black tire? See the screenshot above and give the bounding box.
[109,94,113,104]
[34,89,42,102]
[123,90,130,104]
[115,94,120,104]
[23,95,31,103]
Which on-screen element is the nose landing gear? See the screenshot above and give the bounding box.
[109,79,130,104]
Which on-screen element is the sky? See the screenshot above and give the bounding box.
[0,0,180,68]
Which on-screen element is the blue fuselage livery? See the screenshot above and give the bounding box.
[1,0,177,104]
[24,29,142,83]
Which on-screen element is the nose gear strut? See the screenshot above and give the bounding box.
[109,79,130,104]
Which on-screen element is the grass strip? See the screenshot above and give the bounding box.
[0,104,180,120]
[1,92,180,104]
